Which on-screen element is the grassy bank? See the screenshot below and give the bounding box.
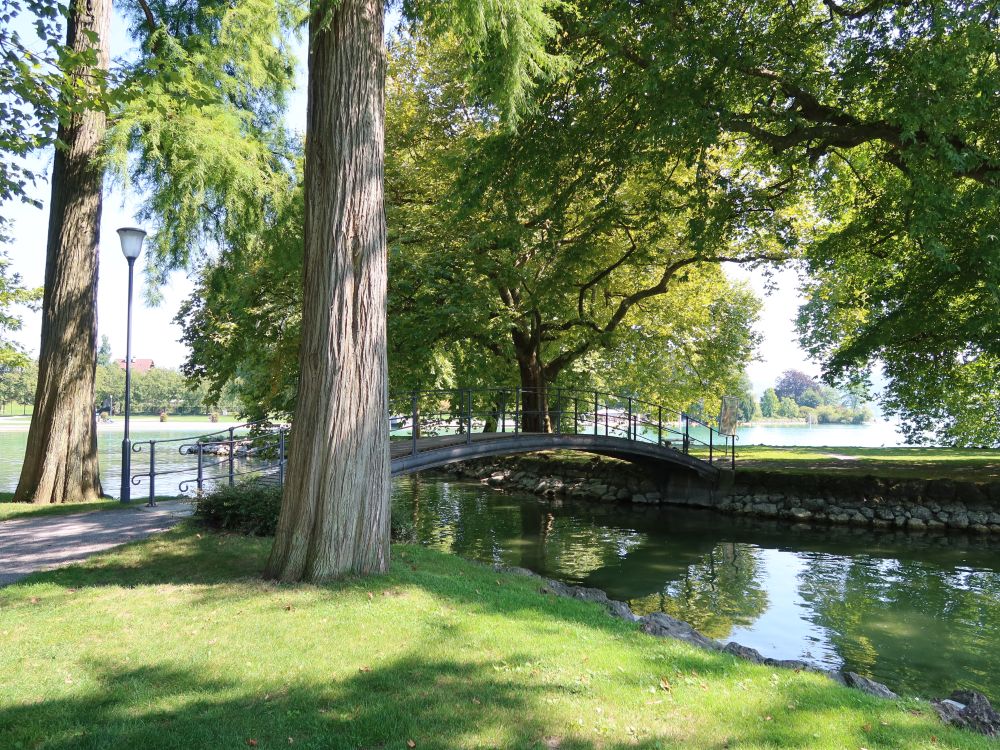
[0,523,989,749]
[736,446,1000,483]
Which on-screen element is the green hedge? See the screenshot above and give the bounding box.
[196,480,416,541]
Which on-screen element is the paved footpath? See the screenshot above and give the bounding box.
[0,500,194,587]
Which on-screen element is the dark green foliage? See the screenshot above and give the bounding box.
[195,480,417,540]
[195,481,282,536]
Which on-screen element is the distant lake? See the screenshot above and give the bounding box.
[736,420,904,448]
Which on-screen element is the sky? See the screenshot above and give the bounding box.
[3,9,818,396]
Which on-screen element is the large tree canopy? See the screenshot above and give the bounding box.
[577,0,999,444]
[176,31,766,425]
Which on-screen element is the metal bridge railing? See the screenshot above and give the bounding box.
[129,423,289,506]
[386,387,737,470]
[128,387,734,505]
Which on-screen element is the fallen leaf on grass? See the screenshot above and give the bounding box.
[471,697,481,705]
[359,666,371,673]
[407,740,416,748]
[658,677,672,693]
[284,604,293,611]
[246,740,258,747]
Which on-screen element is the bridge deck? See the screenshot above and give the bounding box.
[389,431,724,478]
[390,431,521,459]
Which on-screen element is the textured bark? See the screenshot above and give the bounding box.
[14,0,110,504]
[514,329,551,433]
[264,0,390,581]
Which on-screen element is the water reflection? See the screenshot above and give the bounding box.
[393,475,1000,701]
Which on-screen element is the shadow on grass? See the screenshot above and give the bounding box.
[0,654,693,750]
[4,527,987,748]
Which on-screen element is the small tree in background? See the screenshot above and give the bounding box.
[777,397,800,419]
[775,370,818,402]
[760,388,779,418]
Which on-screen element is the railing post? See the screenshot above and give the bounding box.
[627,397,633,441]
[732,437,736,471]
[411,391,419,456]
[514,387,520,435]
[278,428,286,487]
[657,405,662,446]
[555,387,561,435]
[683,414,690,454]
[466,389,473,445]
[228,427,235,486]
[709,428,714,464]
[593,391,599,436]
[500,391,507,433]
[196,442,204,494]
[573,397,578,435]
[147,441,156,506]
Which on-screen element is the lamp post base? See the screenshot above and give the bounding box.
[120,439,131,502]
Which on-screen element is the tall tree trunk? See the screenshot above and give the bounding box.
[14,0,110,504]
[265,0,390,582]
[514,329,550,433]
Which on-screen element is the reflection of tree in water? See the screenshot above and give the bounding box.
[797,553,1000,700]
[629,543,769,640]
[392,478,641,578]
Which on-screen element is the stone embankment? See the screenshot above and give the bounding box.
[442,453,1000,534]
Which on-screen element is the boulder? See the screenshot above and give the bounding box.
[641,613,719,650]
[606,599,640,622]
[723,642,764,663]
[843,672,898,700]
[932,691,1000,737]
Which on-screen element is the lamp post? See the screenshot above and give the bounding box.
[118,226,146,503]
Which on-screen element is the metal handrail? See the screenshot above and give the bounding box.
[129,423,290,506]
[387,385,737,470]
[126,386,736,506]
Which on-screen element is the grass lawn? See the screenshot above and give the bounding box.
[0,403,33,416]
[0,524,990,749]
[0,494,183,521]
[736,445,1000,482]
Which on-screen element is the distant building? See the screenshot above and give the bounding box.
[116,358,155,374]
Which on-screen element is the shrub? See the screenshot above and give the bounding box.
[196,481,283,536]
[196,480,418,542]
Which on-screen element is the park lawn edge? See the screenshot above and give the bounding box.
[735,445,1000,483]
[0,522,990,749]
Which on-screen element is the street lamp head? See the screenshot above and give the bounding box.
[117,226,146,260]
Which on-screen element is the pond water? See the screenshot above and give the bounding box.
[392,475,1000,702]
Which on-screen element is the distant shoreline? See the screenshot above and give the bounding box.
[0,417,246,434]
